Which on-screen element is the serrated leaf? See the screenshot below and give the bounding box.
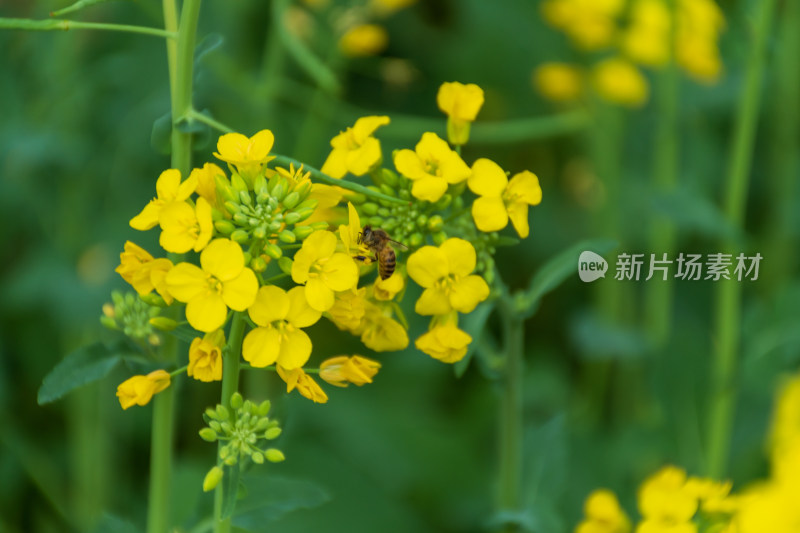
[517,239,617,317]
[37,341,137,405]
[454,301,495,378]
[231,475,330,528]
[220,463,241,520]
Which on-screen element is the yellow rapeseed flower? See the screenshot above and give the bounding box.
[277,366,328,403]
[621,0,671,67]
[637,466,698,532]
[319,355,381,387]
[165,239,258,332]
[533,63,584,102]
[129,169,197,230]
[321,116,390,179]
[468,158,542,238]
[407,238,489,315]
[394,132,471,202]
[359,301,409,351]
[373,271,404,301]
[328,288,368,331]
[592,58,649,108]
[339,24,388,57]
[291,230,360,312]
[158,197,214,254]
[190,162,226,210]
[243,286,322,369]
[575,489,631,533]
[542,0,625,50]
[188,329,225,382]
[116,369,171,409]
[415,322,472,363]
[213,130,276,184]
[115,241,174,304]
[437,81,484,145]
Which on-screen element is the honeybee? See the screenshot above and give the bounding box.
[356,225,407,280]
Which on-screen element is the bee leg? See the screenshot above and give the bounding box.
[354,255,377,264]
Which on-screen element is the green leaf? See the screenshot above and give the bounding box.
[220,462,241,520]
[168,323,201,344]
[517,238,617,317]
[150,111,172,155]
[231,474,330,528]
[90,513,140,533]
[37,341,137,405]
[454,300,495,378]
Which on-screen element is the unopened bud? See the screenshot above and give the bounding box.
[265,427,282,440]
[203,466,224,492]
[250,256,268,272]
[251,451,264,464]
[230,392,243,409]
[231,230,249,244]
[199,428,218,442]
[278,257,293,274]
[282,191,301,210]
[265,449,285,463]
[215,220,235,235]
[149,317,178,331]
[264,243,283,260]
[278,230,296,244]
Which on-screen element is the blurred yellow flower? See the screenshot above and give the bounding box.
[359,301,409,351]
[621,0,671,67]
[394,132,471,202]
[320,355,381,387]
[213,130,276,182]
[415,322,471,363]
[339,24,388,57]
[407,238,489,315]
[277,366,328,403]
[165,239,258,332]
[292,230,359,312]
[592,58,649,108]
[542,0,624,50]
[373,271,404,301]
[328,287,368,331]
[188,329,225,382]
[575,489,631,533]
[158,197,213,254]
[468,158,542,238]
[437,81,484,145]
[637,466,698,531]
[130,169,197,231]
[321,116,390,178]
[243,286,321,370]
[116,241,174,304]
[534,63,584,102]
[190,162,226,210]
[116,369,171,410]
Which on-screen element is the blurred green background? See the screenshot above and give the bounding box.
[1,0,798,531]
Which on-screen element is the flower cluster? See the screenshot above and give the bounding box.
[100,290,163,348]
[536,0,725,107]
[576,371,800,533]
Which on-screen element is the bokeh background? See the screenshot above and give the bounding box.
[1,0,798,531]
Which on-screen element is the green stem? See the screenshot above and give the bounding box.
[214,312,246,533]
[170,0,203,176]
[0,17,176,38]
[146,378,176,533]
[497,297,524,532]
[707,0,776,479]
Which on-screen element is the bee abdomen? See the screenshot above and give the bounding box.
[379,250,396,280]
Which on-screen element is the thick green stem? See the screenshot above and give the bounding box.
[213,312,246,533]
[497,298,524,532]
[146,380,176,533]
[707,0,776,478]
[170,0,202,176]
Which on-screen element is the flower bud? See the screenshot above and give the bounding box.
[251,451,264,464]
[380,168,398,187]
[379,184,395,198]
[259,243,280,259]
[253,175,267,195]
[225,201,241,216]
[278,257,293,274]
[416,214,428,228]
[296,198,319,211]
[427,215,443,232]
[239,190,253,206]
[203,466,224,492]
[215,220,235,235]
[265,427,282,440]
[230,392,243,409]
[409,232,424,247]
[149,317,178,331]
[361,202,379,216]
[265,449,285,463]
[100,316,117,329]
[293,225,315,240]
[278,230,296,244]
[216,405,230,420]
[272,179,289,202]
[250,256,268,272]
[205,407,219,420]
[343,192,366,204]
[231,230,249,244]
[231,173,249,194]
[284,212,302,225]
[282,191,301,210]
[140,293,166,307]
[434,194,452,211]
[199,428,218,442]
[224,455,237,466]
[209,420,222,432]
[257,399,272,416]
[432,231,448,245]
[216,175,237,203]
[309,221,330,231]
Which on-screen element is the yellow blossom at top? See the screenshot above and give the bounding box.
[188,329,225,382]
[621,0,671,67]
[637,466,698,530]
[534,63,584,103]
[320,355,381,387]
[158,197,214,254]
[542,0,625,50]
[684,477,735,514]
[437,81,484,145]
[243,286,322,369]
[190,162,226,210]
[394,132,471,202]
[213,130,276,182]
[321,116,390,179]
[576,489,631,533]
[369,0,417,16]
[415,322,472,364]
[116,369,171,410]
[468,159,542,238]
[130,169,197,230]
[277,365,328,403]
[115,241,174,304]
[676,0,724,83]
[407,238,489,315]
[592,58,649,108]
[165,239,258,332]
[291,230,359,312]
[339,24,388,57]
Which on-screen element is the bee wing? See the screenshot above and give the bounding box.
[389,239,409,250]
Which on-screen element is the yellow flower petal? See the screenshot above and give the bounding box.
[221,268,258,311]
[415,131,450,161]
[305,278,335,312]
[156,169,182,200]
[194,197,214,252]
[159,201,197,254]
[286,286,322,328]
[440,238,477,277]
[215,132,250,161]
[243,327,281,367]
[468,158,508,197]
[436,81,484,123]
[320,148,348,178]
[303,230,337,259]
[415,287,451,315]
[248,129,275,161]
[291,248,313,284]
[186,291,227,332]
[201,239,245,282]
[249,285,290,326]
[411,176,449,202]
[407,246,448,287]
[448,275,489,313]
[130,201,162,231]
[472,196,509,232]
[415,324,472,364]
[373,272,404,301]
[322,253,359,291]
[507,202,530,238]
[393,149,427,180]
[345,136,382,176]
[352,115,390,141]
[507,171,542,205]
[165,263,208,302]
[440,152,471,184]
[277,329,313,369]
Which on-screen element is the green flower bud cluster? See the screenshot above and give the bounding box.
[199,392,284,467]
[100,290,161,346]
[211,167,327,269]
